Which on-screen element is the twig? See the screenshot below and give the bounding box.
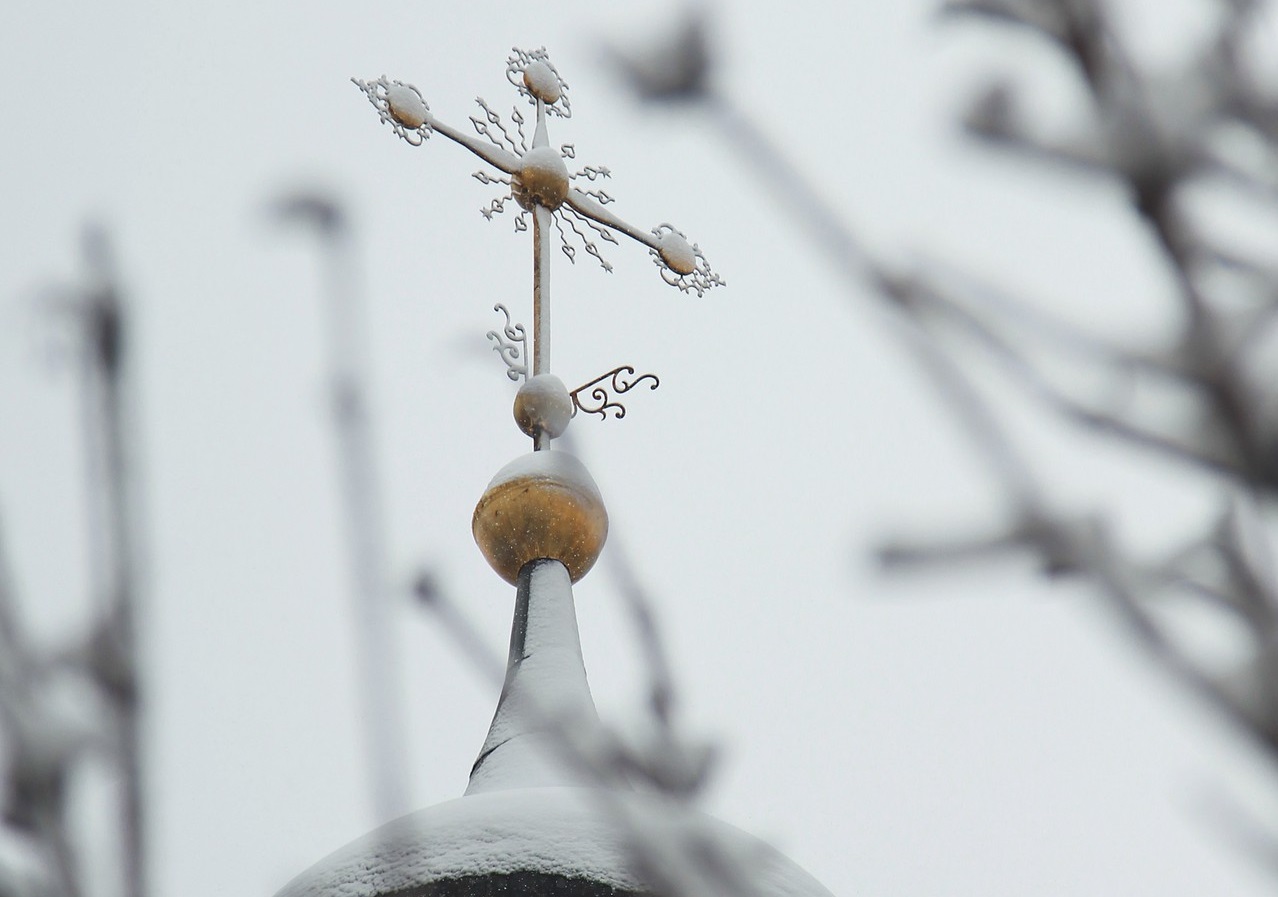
[76,225,146,897]
[275,194,412,823]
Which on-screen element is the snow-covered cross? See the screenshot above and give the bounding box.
[354,47,722,448]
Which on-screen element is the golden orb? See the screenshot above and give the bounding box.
[522,60,562,104]
[386,83,428,128]
[473,451,608,585]
[658,231,698,276]
[513,146,570,211]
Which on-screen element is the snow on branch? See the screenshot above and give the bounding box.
[611,0,1278,864]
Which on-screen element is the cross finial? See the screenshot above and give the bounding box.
[354,47,722,449]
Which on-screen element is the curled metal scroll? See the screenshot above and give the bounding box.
[570,366,660,420]
[486,304,527,381]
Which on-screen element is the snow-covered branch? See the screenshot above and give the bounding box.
[609,0,1278,869]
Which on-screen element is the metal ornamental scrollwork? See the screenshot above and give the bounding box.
[486,304,528,381]
[570,366,660,420]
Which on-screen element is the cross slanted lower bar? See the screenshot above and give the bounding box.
[354,47,722,435]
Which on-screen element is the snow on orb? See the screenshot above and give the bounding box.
[514,146,570,210]
[522,60,562,104]
[387,83,428,128]
[514,374,573,439]
[658,230,698,276]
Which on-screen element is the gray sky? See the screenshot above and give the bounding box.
[1,1,1275,895]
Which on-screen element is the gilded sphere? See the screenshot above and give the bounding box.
[514,374,574,439]
[386,83,428,128]
[513,146,570,211]
[657,230,697,276]
[473,451,608,585]
[522,61,563,104]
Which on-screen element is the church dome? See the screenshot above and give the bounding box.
[272,560,836,897]
[274,786,833,897]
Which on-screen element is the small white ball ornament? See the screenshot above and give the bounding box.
[514,146,570,210]
[657,230,698,275]
[522,61,563,104]
[386,83,428,128]
[514,374,574,439]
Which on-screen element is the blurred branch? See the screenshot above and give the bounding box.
[0,517,85,897]
[273,193,412,823]
[0,225,150,897]
[606,1,1278,840]
[74,226,146,897]
[411,558,727,896]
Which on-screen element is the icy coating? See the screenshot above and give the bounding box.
[514,373,573,439]
[386,83,428,128]
[522,60,562,104]
[486,450,601,500]
[273,786,836,897]
[657,230,697,276]
[466,560,597,794]
[516,145,571,210]
[271,561,837,897]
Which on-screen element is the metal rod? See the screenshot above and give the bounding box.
[533,204,553,380]
[532,204,553,451]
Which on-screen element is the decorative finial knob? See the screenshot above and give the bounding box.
[472,451,608,584]
[514,147,570,211]
[514,374,573,440]
[522,60,563,104]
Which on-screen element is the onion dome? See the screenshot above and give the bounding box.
[273,561,836,897]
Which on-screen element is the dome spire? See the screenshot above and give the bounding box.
[465,559,598,794]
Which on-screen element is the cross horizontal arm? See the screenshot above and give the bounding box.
[564,190,660,253]
[424,113,521,175]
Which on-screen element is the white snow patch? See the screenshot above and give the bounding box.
[466,561,600,795]
[516,374,573,438]
[658,231,697,275]
[520,146,569,181]
[273,787,836,897]
[487,450,601,502]
[523,61,562,104]
[386,83,428,128]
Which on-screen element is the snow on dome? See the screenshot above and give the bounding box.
[386,83,428,128]
[657,230,697,276]
[272,786,837,897]
[515,145,570,210]
[522,60,562,104]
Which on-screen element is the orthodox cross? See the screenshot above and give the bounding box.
[354,47,722,449]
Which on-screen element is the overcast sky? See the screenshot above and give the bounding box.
[2,1,1277,895]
